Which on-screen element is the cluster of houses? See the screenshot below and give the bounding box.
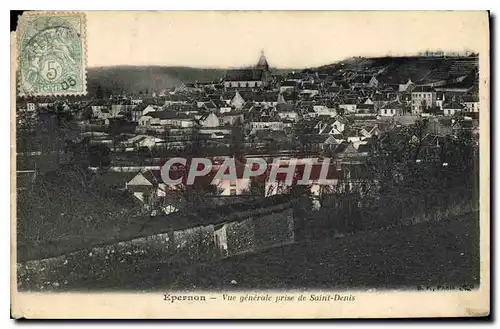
[17,51,481,215]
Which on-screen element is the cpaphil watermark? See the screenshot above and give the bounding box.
[160,157,336,186]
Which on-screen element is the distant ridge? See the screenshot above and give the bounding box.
[86,66,296,97]
[303,55,479,87]
[86,66,226,97]
[84,54,479,97]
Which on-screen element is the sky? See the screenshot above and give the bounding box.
[86,11,488,69]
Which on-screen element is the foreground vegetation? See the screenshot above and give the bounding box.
[18,211,479,291]
[165,212,480,291]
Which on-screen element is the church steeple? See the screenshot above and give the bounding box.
[256,49,269,71]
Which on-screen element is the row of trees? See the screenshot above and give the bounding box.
[305,118,479,238]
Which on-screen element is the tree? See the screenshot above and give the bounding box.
[408,118,429,161]
[81,107,93,121]
[363,118,479,227]
[243,175,266,197]
[230,118,245,159]
[264,139,278,155]
[187,124,202,157]
[65,138,111,168]
[89,144,111,168]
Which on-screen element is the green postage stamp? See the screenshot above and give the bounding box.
[17,11,87,96]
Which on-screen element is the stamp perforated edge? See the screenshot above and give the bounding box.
[16,11,88,98]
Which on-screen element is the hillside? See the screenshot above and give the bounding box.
[313,55,479,85]
[86,66,296,97]
[86,66,226,97]
[16,167,146,262]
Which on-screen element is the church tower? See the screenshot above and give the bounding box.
[256,50,270,72]
[256,50,271,87]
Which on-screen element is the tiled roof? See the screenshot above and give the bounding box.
[149,111,192,120]
[326,86,340,93]
[461,95,479,103]
[281,80,299,87]
[442,102,464,109]
[357,103,375,110]
[412,86,435,93]
[341,98,357,105]
[302,83,319,90]
[276,103,295,112]
[352,75,373,84]
[225,69,264,81]
[142,170,163,186]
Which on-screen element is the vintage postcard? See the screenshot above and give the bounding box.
[11,11,490,319]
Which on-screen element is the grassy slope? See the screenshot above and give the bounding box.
[16,168,147,262]
[164,212,480,291]
[47,211,479,291]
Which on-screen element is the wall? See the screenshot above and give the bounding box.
[17,203,295,291]
[253,209,294,250]
[17,194,475,291]
[226,218,255,256]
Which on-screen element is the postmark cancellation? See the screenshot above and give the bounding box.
[16,11,87,97]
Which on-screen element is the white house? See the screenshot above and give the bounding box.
[230,91,245,109]
[277,110,299,122]
[339,99,357,113]
[125,170,172,211]
[211,177,250,196]
[462,95,479,113]
[138,136,165,149]
[219,106,233,114]
[98,108,111,120]
[138,115,153,126]
[398,78,414,92]
[199,112,220,128]
[436,92,445,110]
[314,121,329,134]
[91,104,108,115]
[331,117,346,133]
[443,103,463,116]
[250,121,284,131]
[313,105,337,117]
[411,86,437,114]
[379,107,402,117]
[220,112,244,126]
[132,104,156,122]
[363,98,374,105]
[139,111,194,128]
